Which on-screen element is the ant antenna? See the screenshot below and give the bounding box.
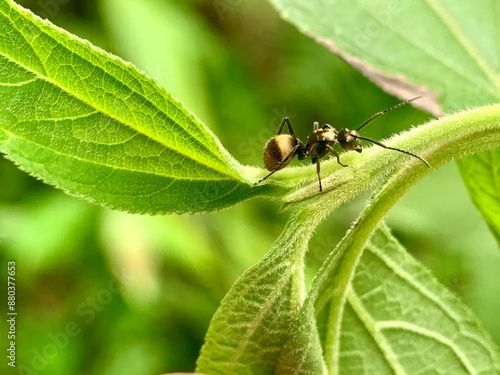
[354,135,430,167]
[355,96,422,132]
[353,96,429,167]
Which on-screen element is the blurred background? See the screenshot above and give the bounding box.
[1,0,499,374]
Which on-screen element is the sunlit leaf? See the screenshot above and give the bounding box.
[0,0,269,214]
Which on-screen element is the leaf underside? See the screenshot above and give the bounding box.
[278,224,500,375]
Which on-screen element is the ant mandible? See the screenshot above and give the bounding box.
[256,96,430,192]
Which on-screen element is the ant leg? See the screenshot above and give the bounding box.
[315,146,348,192]
[256,169,279,184]
[327,145,348,167]
[255,143,300,184]
[275,117,287,135]
[277,117,297,136]
[316,160,322,192]
[355,136,430,167]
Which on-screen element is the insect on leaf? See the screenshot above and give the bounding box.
[268,0,500,237]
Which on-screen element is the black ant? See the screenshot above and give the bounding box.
[256,96,430,192]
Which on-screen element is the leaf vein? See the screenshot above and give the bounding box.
[425,0,500,88]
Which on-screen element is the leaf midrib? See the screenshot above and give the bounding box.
[2,128,233,181]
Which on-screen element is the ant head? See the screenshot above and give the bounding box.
[337,128,362,153]
[263,134,298,171]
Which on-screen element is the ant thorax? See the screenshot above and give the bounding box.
[307,123,338,144]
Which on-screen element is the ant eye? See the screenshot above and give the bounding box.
[352,139,363,153]
[337,129,362,151]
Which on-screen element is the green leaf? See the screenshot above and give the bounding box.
[279,223,500,374]
[267,0,499,112]
[99,0,217,125]
[457,151,500,247]
[196,208,313,374]
[267,0,500,241]
[0,0,269,214]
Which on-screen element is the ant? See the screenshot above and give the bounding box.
[256,96,430,192]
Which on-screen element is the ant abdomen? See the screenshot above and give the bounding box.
[263,134,298,171]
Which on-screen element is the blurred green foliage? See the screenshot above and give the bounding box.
[2,0,499,373]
